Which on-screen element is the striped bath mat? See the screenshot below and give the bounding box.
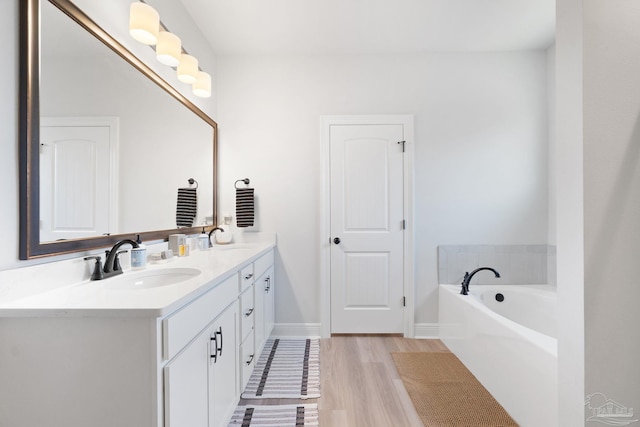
[228,404,319,426]
[241,338,320,399]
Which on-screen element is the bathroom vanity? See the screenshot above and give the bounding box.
[0,241,275,427]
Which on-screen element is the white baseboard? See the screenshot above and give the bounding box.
[272,323,322,338]
[413,323,440,339]
[272,323,439,339]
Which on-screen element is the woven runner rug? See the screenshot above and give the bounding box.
[228,404,319,427]
[392,352,519,427]
[241,338,320,399]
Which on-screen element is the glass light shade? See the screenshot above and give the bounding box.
[156,31,181,67]
[177,54,199,84]
[129,3,159,45]
[193,71,212,98]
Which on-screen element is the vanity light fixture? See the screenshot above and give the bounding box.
[192,71,212,98]
[129,1,212,98]
[156,31,182,67]
[177,54,199,84]
[129,2,159,45]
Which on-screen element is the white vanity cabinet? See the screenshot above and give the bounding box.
[164,297,238,427]
[238,249,275,388]
[163,330,209,427]
[0,242,276,427]
[253,251,275,356]
[263,266,275,343]
[209,301,239,427]
[239,284,256,391]
[162,273,239,427]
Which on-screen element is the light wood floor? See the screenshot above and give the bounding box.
[240,336,451,427]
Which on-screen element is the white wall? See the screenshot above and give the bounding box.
[216,52,549,325]
[0,0,216,271]
[556,0,585,423]
[0,0,20,270]
[547,44,557,246]
[583,0,640,420]
[556,0,640,424]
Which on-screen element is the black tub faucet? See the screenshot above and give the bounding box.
[460,267,500,295]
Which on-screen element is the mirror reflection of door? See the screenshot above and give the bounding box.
[39,117,118,242]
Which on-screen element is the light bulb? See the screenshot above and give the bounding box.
[192,71,212,98]
[177,54,199,84]
[129,3,159,45]
[156,31,181,67]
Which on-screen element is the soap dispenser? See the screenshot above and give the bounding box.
[197,227,209,251]
[131,234,147,269]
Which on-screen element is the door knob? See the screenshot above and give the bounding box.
[333,237,341,244]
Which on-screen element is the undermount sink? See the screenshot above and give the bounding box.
[102,267,202,290]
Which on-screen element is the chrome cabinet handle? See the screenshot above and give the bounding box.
[265,276,271,293]
[246,354,254,366]
[244,308,254,317]
[244,273,253,280]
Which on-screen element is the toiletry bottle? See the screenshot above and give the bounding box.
[184,237,191,256]
[131,234,147,269]
[198,228,209,251]
[178,235,186,257]
[169,234,185,254]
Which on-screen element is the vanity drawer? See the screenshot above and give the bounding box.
[163,274,237,361]
[254,250,274,279]
[239,264,255,291]
[240,285,255,343]
[240,331,255,391]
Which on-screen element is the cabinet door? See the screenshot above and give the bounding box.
[254,266,275,355]
[210,301,239,427]
[240,330,255,392]
[164,332,209,427]
[239,285,255,344]
[264,267,275,339]
[254,272,266,355]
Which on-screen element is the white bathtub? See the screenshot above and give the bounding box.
[439,284,558,427]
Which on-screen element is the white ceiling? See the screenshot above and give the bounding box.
[179,0,555,56]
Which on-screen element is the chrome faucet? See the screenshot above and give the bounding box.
[460,267,500,295]
[84,239,139,281]
[208,227,224,247]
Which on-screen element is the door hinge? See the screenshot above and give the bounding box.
[397,140,406,152]
[403,296,406,307]
[402,219,406,230]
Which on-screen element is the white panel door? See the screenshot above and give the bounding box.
[330,124,405,333]
[39,119,115,241]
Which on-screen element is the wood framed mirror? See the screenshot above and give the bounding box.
[19,0,217,259]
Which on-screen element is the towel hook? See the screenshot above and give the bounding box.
[188,178,198,189]
[234,178,250,189]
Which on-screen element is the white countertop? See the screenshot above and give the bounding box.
[0,240,275,318]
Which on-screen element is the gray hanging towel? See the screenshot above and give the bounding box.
[236,187,255,227]
[176,187,197,227]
